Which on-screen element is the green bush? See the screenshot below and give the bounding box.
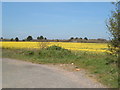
[46,45,62,50]
[38,45,74,58]
[105,56,117,65]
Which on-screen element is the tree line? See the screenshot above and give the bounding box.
[70,37,88,40]
[0,36,47,41]
[0,36,89,41]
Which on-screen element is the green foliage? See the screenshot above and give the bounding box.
[2,48,118,88]
[27,36,33,41]
[1,37,3,39]
[37,36,40,40]
[105,57,117,65]
[46,45,63,50]
[10,38,14,41]
[107,2,120,55]
[44,37,47,40]
[84,37,88,40]
[79,37,82,40]
[75,37,78,39]
[38,45,74,59]
[39,36,44,39]
[22,39,25,41]
[15,37,19,41]
[24,51,34,55]
[37,36,45,40]
[106,2,120,87]
[70,37,74,40]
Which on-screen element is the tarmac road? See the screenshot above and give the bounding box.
[2,58,105,88]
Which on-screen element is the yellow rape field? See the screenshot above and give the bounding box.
[0,42,108,52]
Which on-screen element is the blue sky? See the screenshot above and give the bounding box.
[2,2,114,40]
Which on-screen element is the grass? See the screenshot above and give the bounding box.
[2,46,118,88]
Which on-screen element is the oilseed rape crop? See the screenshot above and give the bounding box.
[1,42,108,52]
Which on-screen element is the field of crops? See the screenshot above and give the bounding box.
[0,42,108,52]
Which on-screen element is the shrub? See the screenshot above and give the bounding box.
[46,45,62,50]
[105,57,117,65]
[39,45,74,58]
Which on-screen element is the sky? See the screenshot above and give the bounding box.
[0,2,2,37]
[2,2,114,40]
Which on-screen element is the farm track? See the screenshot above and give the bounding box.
[2,58,106,88]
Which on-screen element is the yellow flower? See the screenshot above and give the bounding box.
[0,42,108,52]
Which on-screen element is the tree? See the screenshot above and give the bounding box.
[22,39,25,41]
[39,36,44,39]
[10,38,14,41]
[44,37,47,40]
[107,1,120,55]
[75,37,78,39]
[106,1,120,88]
[27,36,33,41]
[56,39,59,42]
[1,37,3,39]
[70,37,74,40]
[15,37,19,41]
[79,37,82,40]
[106,1,120,56]
[37,36,40,40]
[84,37,88,40]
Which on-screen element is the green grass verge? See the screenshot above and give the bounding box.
[2,46,118,88]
